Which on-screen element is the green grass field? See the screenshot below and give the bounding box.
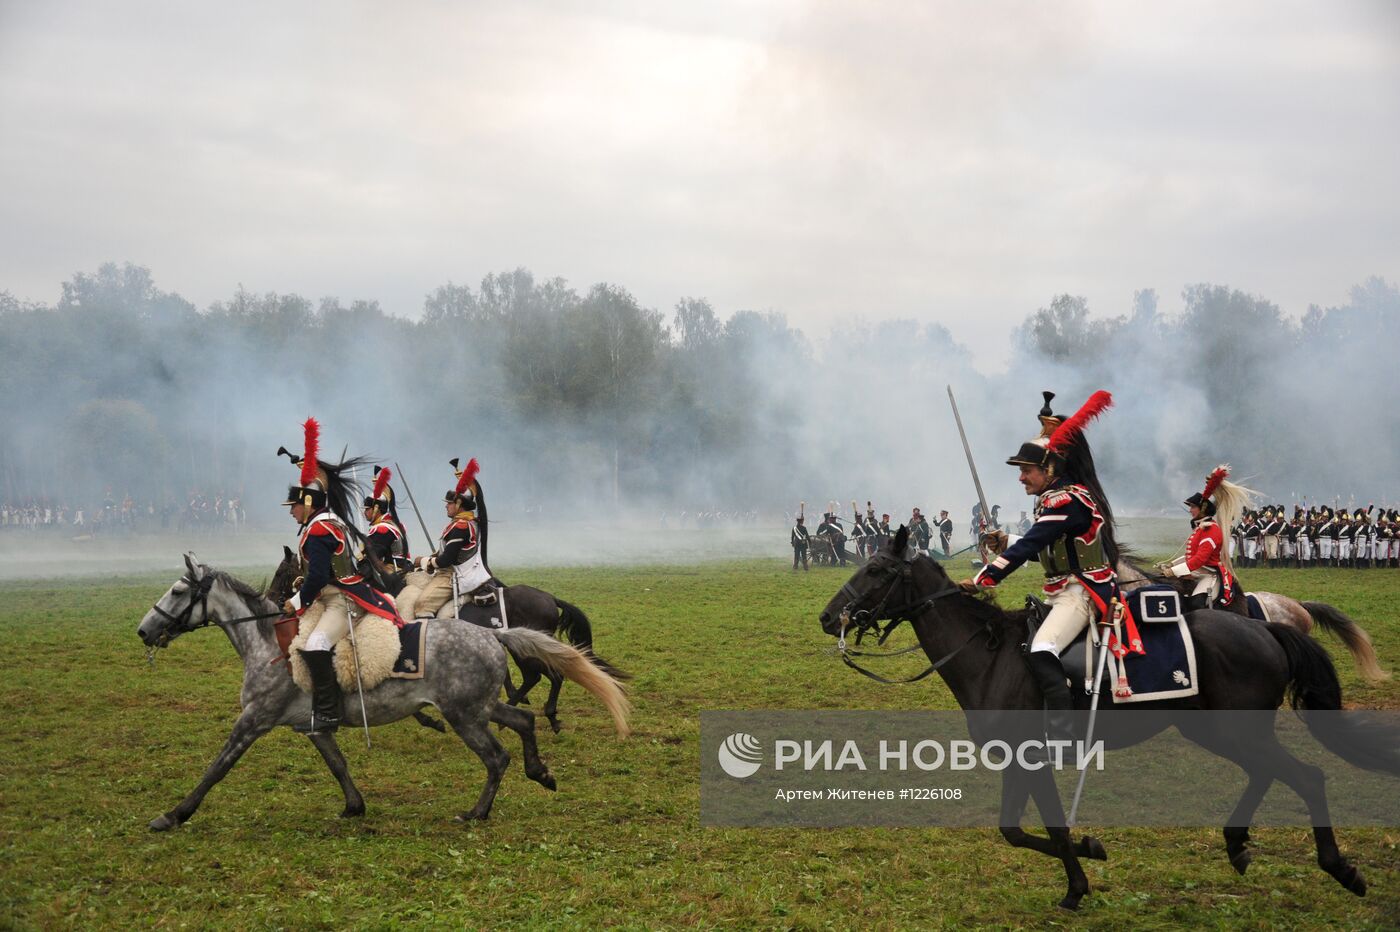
[4,557,1400,928]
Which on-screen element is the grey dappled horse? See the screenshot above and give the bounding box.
[266,546,630,734]
[822,527,1400,910]
[137,555,630,829]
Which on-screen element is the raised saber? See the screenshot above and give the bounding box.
[947,385,992,536]
[393,461,436,554]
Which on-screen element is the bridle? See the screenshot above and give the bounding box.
[833,549,999,685]
[146,569,283,658]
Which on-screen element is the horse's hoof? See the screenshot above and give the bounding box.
[149,814,177,832]
[548,718,562,734]
[340,804,365,819]
[1082,836,1108,861]
[1229,848,1252,875]
[1058,893,1084,911]
[1339,865,1367,897]
[532,770,557,792]
[454,809,490,822]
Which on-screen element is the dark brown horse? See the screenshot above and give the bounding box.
[821,527,1400,909]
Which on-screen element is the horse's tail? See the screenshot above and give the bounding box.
[1265,622,1400,777]
[553,598,594,647]
[495,628,631,737]
[554,598,631,681]
[1301,601,1390,683]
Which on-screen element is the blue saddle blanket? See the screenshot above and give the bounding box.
[1060,586,1199,704]
[391,619,428,679]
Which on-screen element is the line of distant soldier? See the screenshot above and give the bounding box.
[789,500,957,571]
[1232,505,1400,569]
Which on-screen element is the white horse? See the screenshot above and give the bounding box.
[137,554,630,829]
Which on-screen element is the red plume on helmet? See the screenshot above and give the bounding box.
[455,457,480,496]
[371,466,391,500]
[300,418,320,487]
[1201,465,1229,501]
[1046,390,1112,454]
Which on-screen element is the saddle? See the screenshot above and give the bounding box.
[457,584,509,630]
[1027,586,1200,705]
[280,615,430,690]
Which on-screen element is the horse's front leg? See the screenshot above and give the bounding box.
[1224,772,1273,874]
[999,768,1107,863]
[1024,765,1092,910]
[149,707,273,831]
[308,731,365,818]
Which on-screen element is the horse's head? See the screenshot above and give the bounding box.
[264,545,299,605]
[138,553,216,648]
[819,525,956,637]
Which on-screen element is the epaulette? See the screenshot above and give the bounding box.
[307,516,345,538]
[1040,489,1073,509]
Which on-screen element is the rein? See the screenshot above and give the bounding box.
[834,553,1000,685]
[146,571,284,663]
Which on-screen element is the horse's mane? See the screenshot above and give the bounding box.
[913,553,1032,635]
[210,568,279,637]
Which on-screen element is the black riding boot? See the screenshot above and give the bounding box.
[299,649,342,734]
[1024,650,1076,741]
[1184,593,1209,613]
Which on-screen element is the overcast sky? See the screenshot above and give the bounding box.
[2,0,1397,369]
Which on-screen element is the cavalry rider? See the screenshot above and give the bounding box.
[1162,465,1254,611]
[394,458,490,619]
[280,419,403,734]
[959,390,1120,732]
[359,466,412,591]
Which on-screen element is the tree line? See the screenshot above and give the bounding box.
[1,263,1395,522]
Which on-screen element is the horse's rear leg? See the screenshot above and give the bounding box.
[542,671,565,733]
[509,659,544,708]
[441,707,511,822]
[413,709,447,732]
[308,731,365,818]
[149,709,271,831]
[1181,721,1365,896]
[489,702,557,791]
